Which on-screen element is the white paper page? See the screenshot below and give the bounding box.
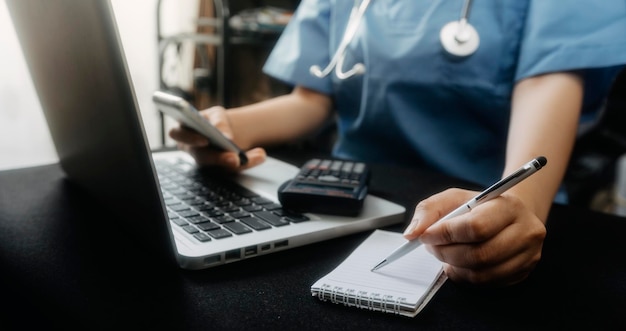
[311,230,444,315]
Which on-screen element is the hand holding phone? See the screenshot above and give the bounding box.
[152,90,248,166]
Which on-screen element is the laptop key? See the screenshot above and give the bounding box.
[181,224,199,234]
[178,210,200,218]
[223,222,252,235]
[284,215,310,223]
[251,197,273,205]
[169,204,191,212]
[274,210,310,223]
[163,197,178,204]
[188,215,210,224]
[240,216,271,231]
[196,221,220,231]
[262,203,282,211]
[213,215,235,224]
[243,205,263,212]
[221,205,241,213]
[230,211,251,219]
[174,191,196,200]
[195,203,215,211]
[232,198,252,206]
[207,229,233,239]
[168,187,187,195]
[255,211,289,227]
[170,218,188,226]
[184,198,206,206]
[193,232,212,242]
[203,209,224,217]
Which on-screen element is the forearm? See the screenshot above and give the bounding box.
[505,72,584,221]
[226,87,333,149]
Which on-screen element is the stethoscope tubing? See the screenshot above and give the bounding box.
[310,0,370,78]
[311,0,478,80]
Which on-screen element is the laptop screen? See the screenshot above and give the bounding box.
[6,0,177,265]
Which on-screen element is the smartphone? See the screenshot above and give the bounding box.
[152,90,248,166]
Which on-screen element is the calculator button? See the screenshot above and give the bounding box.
[353,163,365,173]
[291,159,370,189]
[318,175,341,183]
[319,160,332,169]
[304,159,321,169]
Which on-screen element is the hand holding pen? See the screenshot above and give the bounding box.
[372,157,547,271]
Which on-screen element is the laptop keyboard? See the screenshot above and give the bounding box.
[154,158,309,243]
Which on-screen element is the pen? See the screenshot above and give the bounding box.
[371,156,547,272]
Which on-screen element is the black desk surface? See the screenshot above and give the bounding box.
[1,150,626,330]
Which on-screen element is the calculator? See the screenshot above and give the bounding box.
[277,158,370,216]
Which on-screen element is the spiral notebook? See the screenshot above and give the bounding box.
[311,230,447,317]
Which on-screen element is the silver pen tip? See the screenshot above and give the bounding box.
[371,259,387,272]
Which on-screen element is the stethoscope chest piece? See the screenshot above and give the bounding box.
[440,19,480,58]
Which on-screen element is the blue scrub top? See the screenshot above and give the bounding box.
[263,0,626,189]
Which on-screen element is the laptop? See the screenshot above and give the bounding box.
[6,0,405,270]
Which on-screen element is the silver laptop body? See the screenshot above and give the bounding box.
[7,0,405,270]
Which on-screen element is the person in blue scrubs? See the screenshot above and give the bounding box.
[170,1,626,286]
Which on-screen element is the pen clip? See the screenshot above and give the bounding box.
[474,167,527,202]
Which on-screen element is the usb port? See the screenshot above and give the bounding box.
[274,240,288,249]
[225,249,241,261]
[204,255,221,265]
[244,245,257,256]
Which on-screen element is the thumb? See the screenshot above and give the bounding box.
[202,106,235,140]
[403,188,475,240]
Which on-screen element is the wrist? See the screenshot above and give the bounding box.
[226,109,256,150]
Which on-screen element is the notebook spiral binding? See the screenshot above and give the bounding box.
[316,283,409,315]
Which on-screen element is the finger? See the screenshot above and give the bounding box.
[179,143,222,166]
[403,188,476,240]
[201,106,235,140]
[426,239,513,271]
[420,197,516,245]
[425,219,545,269]
[442,248,540,286]
[424,218,519,268]
[215,147,267,172]
[169,126,209,147]
[241,148,267,169]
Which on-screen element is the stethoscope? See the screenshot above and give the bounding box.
[310,0,479,80]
